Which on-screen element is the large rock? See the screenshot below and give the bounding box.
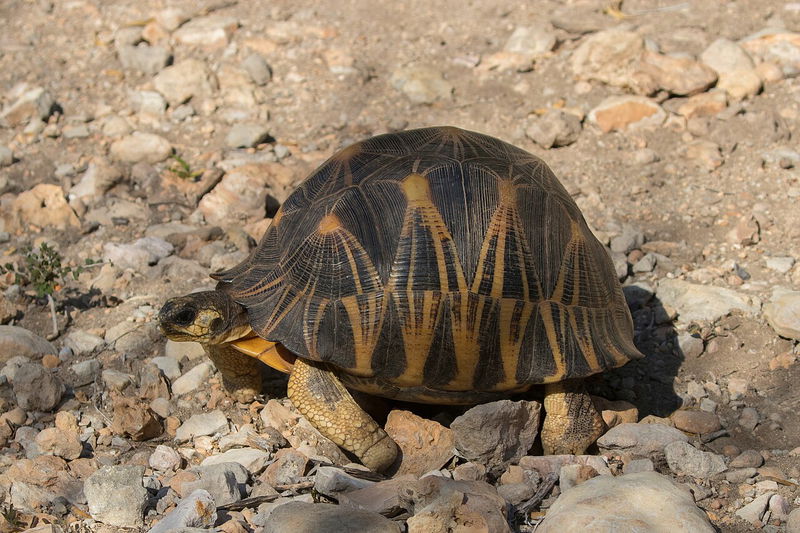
[0,326,56,363]
[701,38,761,99]
[570,29,654,94]
[261,501,401,533]
[196,164,286,226]
[110,132,172,164]
[740,28,800,78]
[9,184,80,231]
[390,64,453,104]
[637,50,717,96]
[153,58,218,106]
[763,288,800,340]
[656,279,760,322]
[597,423,687,456]
[385,409,455,477]
[450,399,541,474]
[84,465,148,528]
[664,441,727,478]
[12,363,64,411]
[538,471,715,532]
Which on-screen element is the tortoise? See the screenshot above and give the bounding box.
[159,126,642,472]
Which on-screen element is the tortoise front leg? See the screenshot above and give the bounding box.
[206,344,262,403]
[541,380,605,455]
[287,358,398,472]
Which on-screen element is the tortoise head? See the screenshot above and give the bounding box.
[158,290,249,345]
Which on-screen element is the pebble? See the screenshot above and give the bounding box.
[788,508,800,533]
[116,43,171,75]
[588,96,666,133]
[597,422,688,456]
[172,362,214,395]
[174,410,228,443]
[610,226,645,255]
[525,110,581,148]
[0,87,55,127]
[682,140,724,171]
[623,458,655,474]
[84,465,148,528]
[111,396,163,441]
[101,115,132,137]
[101,369,133,391]
[504,24,557,60]
[763,288,800,340]
[384,409,454,477]
[664,441,727,478]
[738,407,759,431]
[12,363,64,412]
[765,256,795,273]
[701,38,761,99]
[725,467,757,483]
[730,449,764,468]
[735,492,773,526]
[153,59,217,107]
[559,463,599,491]
[671,410,721,434]
[226,123,271,148]
[497,482,535,504]
[677,89,728,119]
[450,399,541,474]
[632,252,657,273]
[165,339,206,361]
[148,489,217,533]
[0,145,12,166]
[262,501,401,533]
[149,444,183,471]
[9,184,81,231]
[389,63,453,104]
[0,326,56,363]
[63,329,104,356]
[656,279,760,323]
[110,132,172,164]
[129,90,166,116]
[538,472,715,532]
[34,421,82,460]
[200,447,271,474]
[242,53,272,86]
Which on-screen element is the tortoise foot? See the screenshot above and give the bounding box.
[206,344,263,403]
[287,358,398,472]
[541,380,605,455]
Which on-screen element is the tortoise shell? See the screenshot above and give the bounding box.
[213,127,641,394]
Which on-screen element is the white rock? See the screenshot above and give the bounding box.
[148,489,217,533]
[153,59,217,107]
[656,279,760,322]
[664,441,726,478]
[763,288,800,340]
[149,444,183,471]
[172,361,213,395]
[390,64,453,104]
[735,492,773,526]
[110,132,172,164]
[200,447,271,474]
[151,356,181,380]
[539,471,714,532]
[174,410,228,443]
[765,256,795,273]
[85,466,148,528]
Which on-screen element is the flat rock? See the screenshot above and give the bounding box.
[117,43,171,75]
[0,87,54,127]
[314,466,375,497]
[175,410,228,443]
[763,288,800,340]
[588,96,665,133]
[525,110,581,148]
[200,447,270,474]
[735,492,773,527]
[197,164,285,226]
[0,326,56,363]
[260,501,401,533]
[539,471,714,532]
[670,410,721,434]
[103,236,174,270]
[84,465,148,528]
[450,399,541,474]
[173,14,238,48]
[62,329,104,356]
[656,279,760,322]
[148,489,217,533]
[730,449,763,468]
[172,362,214,395]
[385,409,455,477]
[226,123,270,148]
[741,28,800,78]
[110,132,172,164]
[338,475,417,515]
[597,423,688,456]
[390,63,453,104]
[664,441,726,478]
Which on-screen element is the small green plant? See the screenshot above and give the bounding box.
[1,243,101,338]
[167,154,203,181]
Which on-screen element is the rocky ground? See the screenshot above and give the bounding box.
[1,0,800,531]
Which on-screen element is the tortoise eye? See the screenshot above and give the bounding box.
[210,317,224,333]
[173,308,196,326]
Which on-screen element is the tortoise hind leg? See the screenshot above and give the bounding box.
[207,344,262,403]
[541,380,605,455]
[287,358,398,472]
